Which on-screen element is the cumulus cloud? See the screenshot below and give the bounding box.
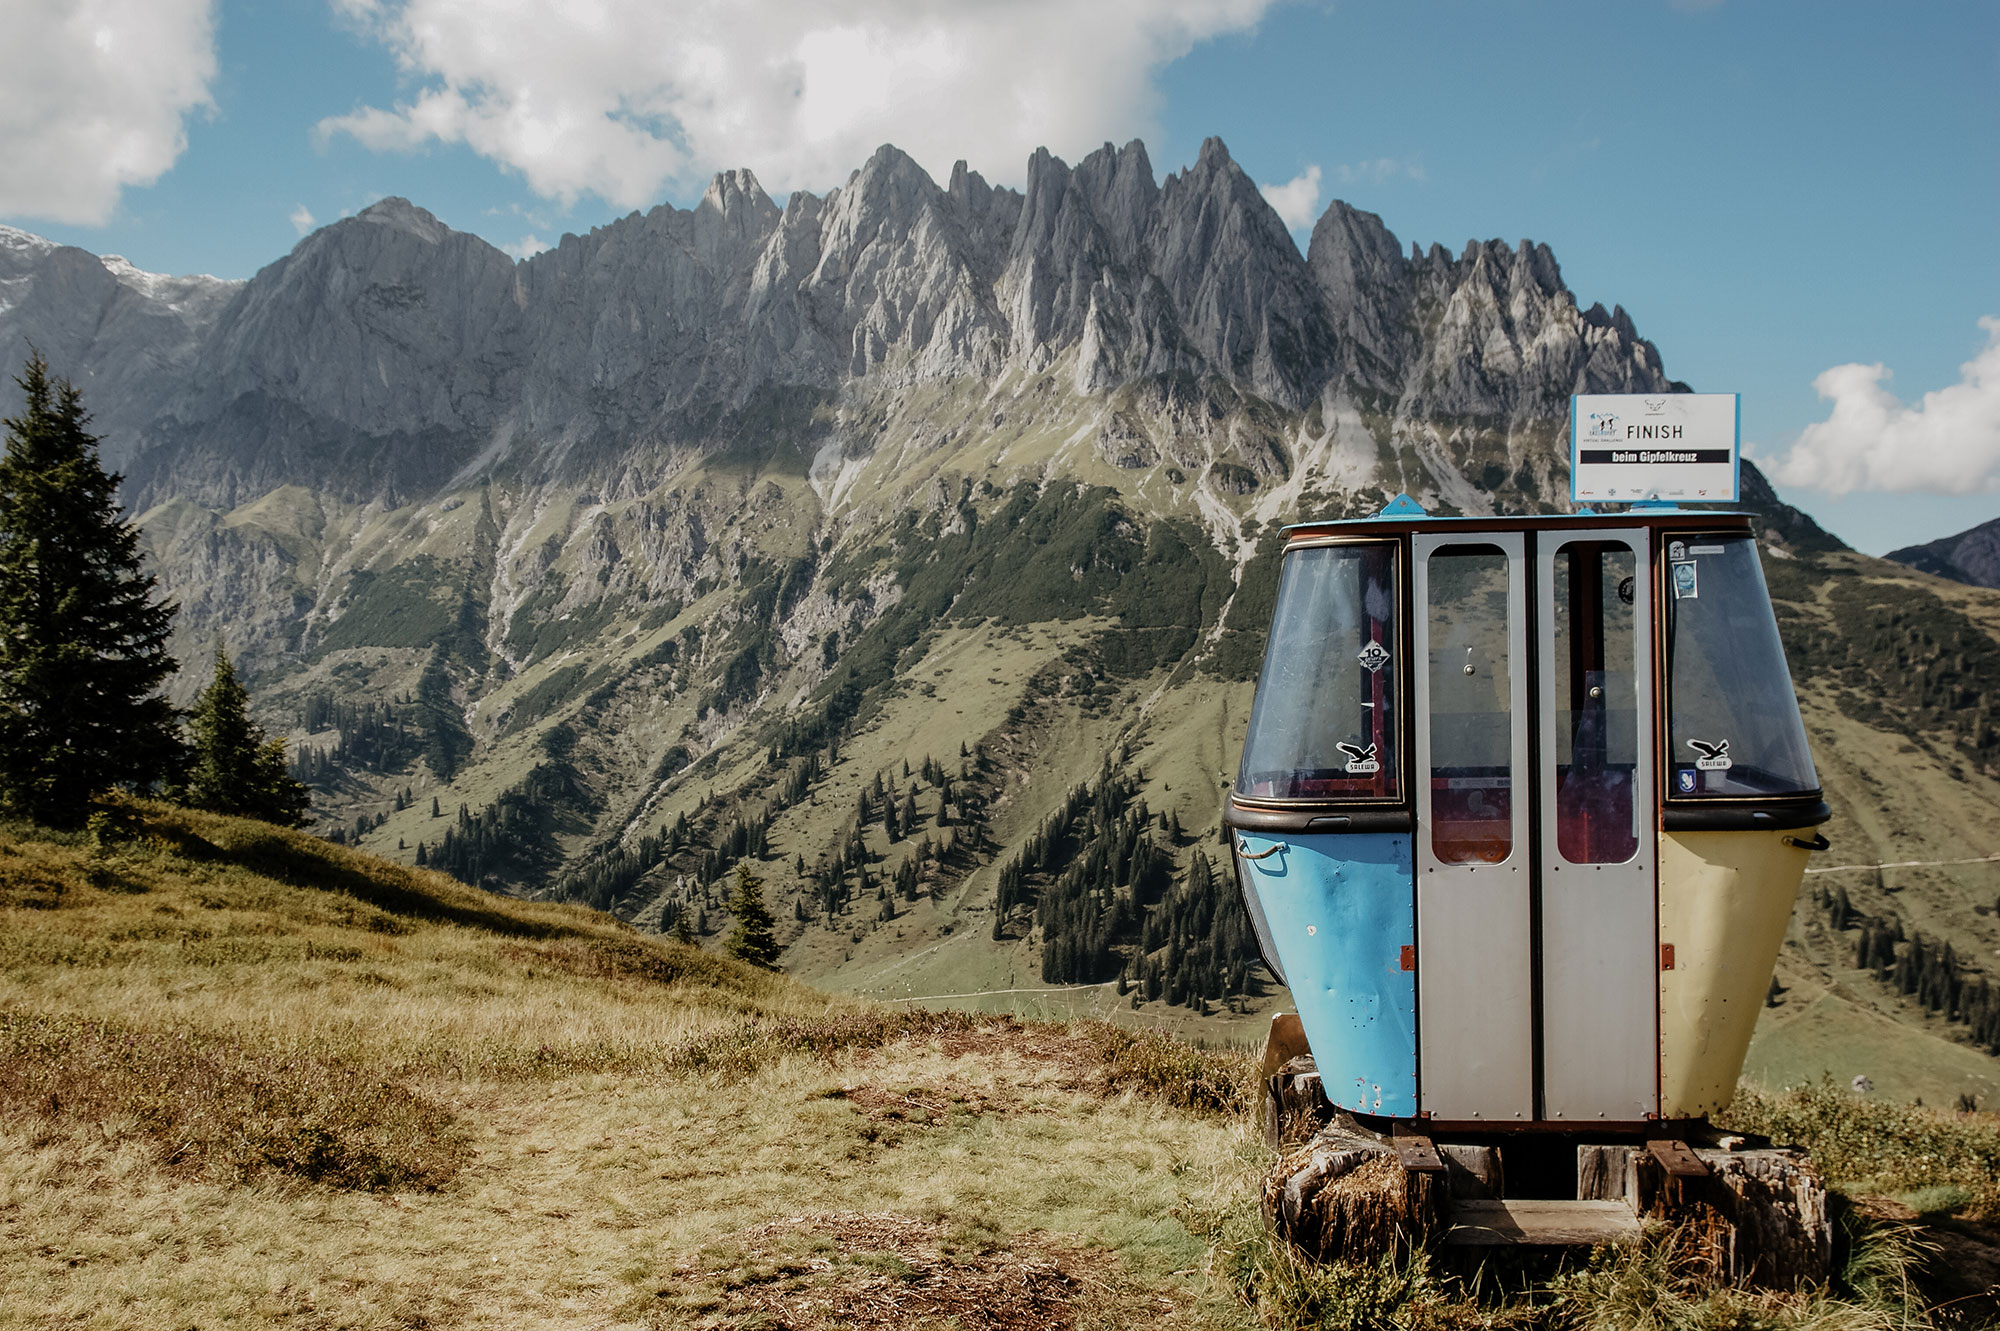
[500,233,549,261]
[319,0,1278,207]
[0,0,218,225]
[1766,318,2000,496]
[290,204,317,236]
[1260,165,1321,231]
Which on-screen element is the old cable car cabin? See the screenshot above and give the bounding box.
[1228,504,1828,1130]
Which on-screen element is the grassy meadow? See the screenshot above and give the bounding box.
[4,800,1998,1329]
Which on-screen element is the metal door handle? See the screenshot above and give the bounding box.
[1237,839,1288,860]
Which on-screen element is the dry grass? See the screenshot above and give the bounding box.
[0,800,1972,1330]
[0,800,1257,1329]
[0,1012,462,1191]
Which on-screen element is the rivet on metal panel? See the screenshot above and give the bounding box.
[1399,945,1416,971]
[1660,943,1676,971]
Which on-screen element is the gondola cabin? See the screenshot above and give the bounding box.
[1228,501,1828,1131]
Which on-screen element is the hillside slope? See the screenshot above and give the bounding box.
[6,804,1999,1329]
[0,800,1258,1328]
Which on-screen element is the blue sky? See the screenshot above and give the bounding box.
[3,0,1994,555]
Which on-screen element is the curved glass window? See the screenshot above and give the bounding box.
[1665,532,1818,799]
[1237,542,1400,801]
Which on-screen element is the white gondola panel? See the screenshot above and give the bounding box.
[1536,531,1659,1121]
[1413,533,1532,1120]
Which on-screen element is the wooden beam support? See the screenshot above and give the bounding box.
[1647,1137,1711,1180]
[1391,1125,1447,1174]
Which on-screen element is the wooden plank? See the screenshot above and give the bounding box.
[1577,1145,1635,1202]
[1391,1126,1447,1174]
[1647,1138,1711,1180]
[1445,1200,1642,1247]
[1439,1143,1502,1199]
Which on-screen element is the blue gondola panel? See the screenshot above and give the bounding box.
[1238,831,1415,1117]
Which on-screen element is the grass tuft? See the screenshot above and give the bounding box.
[0,1011,462,1191]
[1084,1022,1257,1116]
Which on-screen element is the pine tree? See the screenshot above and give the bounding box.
[725,862,781,968]
[0,354,181,825]
[180,648,311,827]
[671,906,697,946]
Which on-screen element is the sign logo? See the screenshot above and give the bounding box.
[1687,737,1732,771]
[1336,741,1380,775]
[1675,769,1698,794]
[1586,411,1620,440]
[1356,641,1391,673]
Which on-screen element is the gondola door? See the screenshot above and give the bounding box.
[1413,534,1533,1120]
[1537,532,1658,1121]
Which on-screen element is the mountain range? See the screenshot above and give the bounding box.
[2,136,1997,1092]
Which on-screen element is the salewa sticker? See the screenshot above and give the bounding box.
[1672,560,1699,600]
[1357,641,1391,673]
[1687,737,1732,771]
[1336,741,1380,775]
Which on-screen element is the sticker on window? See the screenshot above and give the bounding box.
[1336,741,1380,775]
[1689,545,1726,554]
[1357,641,1390,673]
[1687,737,1732,771]
[1672,560,1699,600]
[1669,541,1686,561]
[1675,768,1698,794]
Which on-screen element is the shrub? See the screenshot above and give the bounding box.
[1723,1078,2000,1217]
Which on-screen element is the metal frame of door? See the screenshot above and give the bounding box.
[1413,531,1533,1121]
[1535,529,1659,1122]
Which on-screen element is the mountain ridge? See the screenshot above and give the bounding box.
[3,138,1997,1095]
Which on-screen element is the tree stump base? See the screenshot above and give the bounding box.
[1580,1137,1832,1288]
[1261,1114,1450,1264]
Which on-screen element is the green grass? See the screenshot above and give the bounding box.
[1723,1078,2000,1218]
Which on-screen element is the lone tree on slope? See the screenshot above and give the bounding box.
[0,353,180,825]
[725,863,781,969]
[181,647,312,827]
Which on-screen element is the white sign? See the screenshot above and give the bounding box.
[1570,393,1739,503]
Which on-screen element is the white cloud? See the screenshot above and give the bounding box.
[1259,165,1320,231]
[500,233,549,261]
[1766,318,2000,496]
[290,204,317,236]
[318,0,1280,208]
[0,0,218,225]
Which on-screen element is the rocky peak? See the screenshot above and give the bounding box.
[1151,135,1334,407]
[356,196,454,246]
[1306,199,1413,387]
[693,168,781,270]
[1070,139,1158,263]
[0,230,242,467]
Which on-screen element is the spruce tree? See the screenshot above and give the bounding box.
[724,862,781,968]
[0,354,181,825]
[182,648,311,827]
